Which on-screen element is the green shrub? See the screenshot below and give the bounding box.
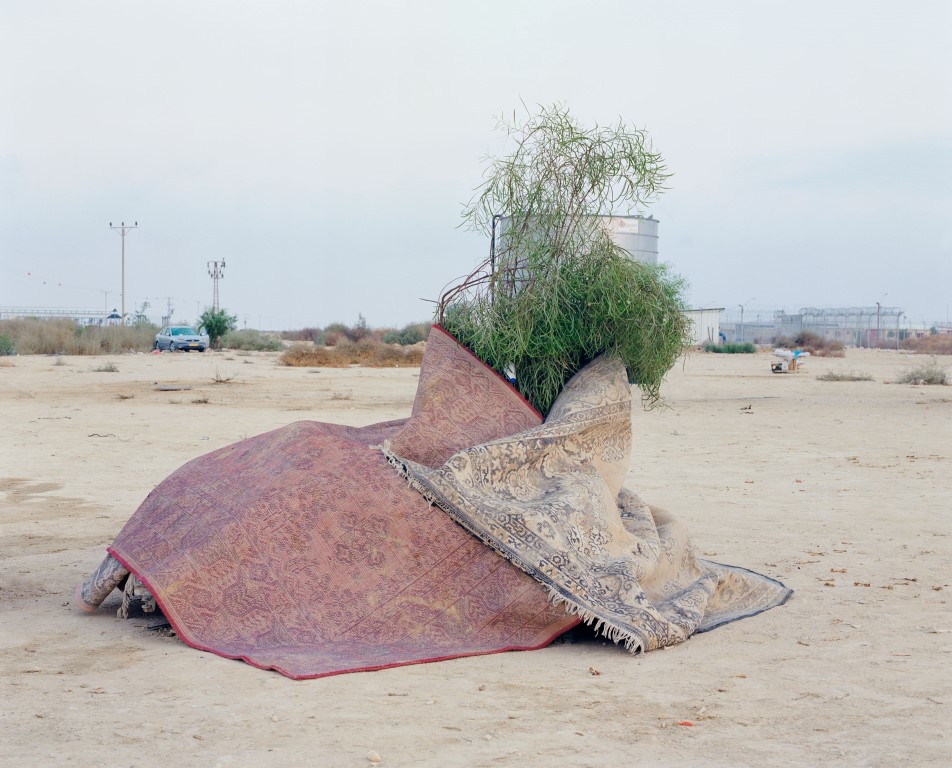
[0,334,14,356]
[199,308,238,350]
[382,323,430,346]
[440,103,686,415]
[703,342,756,354]
[443,253,690,415]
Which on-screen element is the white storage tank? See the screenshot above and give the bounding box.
[493,214,659,266]
[601,215,658,265]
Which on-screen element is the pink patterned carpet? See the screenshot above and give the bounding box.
[106,327,579,678]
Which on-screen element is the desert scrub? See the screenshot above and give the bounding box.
[703,342,756,354]
[279,339,423,368]
[894,359,948,385]
[223,329,283,351]
[281,327,326,345]
[381,323,430,346]
[439,103,689,415]
[816,370,873,382]
[901,335,952,355]
[0,318,157,354]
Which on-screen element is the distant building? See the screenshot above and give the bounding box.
[684,308,724,346]
[718,305,908,347]
[0,307,110,326]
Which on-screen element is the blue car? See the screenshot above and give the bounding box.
[155,326,209,352]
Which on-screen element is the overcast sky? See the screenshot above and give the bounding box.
[2,1,950,329]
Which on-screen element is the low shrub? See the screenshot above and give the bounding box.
[815,346,846,358]
[279,338,424,368]
[222,329,284,351]
[0,334,14,356]
[281,327,326,345]
[774,333,845,357]
[281,320,430,349]
[901,335,952,355]
[703,342,756,354]
[381,323,430,346]
[280,344,341,367]
[0,318,157,354]
[894,359,948,386]
[816,370,874,382]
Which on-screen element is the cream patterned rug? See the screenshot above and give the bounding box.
[386,354,792,653]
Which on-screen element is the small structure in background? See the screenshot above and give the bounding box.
[684,307,725,345]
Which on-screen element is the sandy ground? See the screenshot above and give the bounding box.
[1,346,949,767]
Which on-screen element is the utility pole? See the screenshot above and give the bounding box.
[109,221,138,321]
[876,293,887,347]
[739,298,756,343]
[208,259,226,311]
[161,296,175,327]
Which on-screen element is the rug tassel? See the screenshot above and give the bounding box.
[546,586,645,654]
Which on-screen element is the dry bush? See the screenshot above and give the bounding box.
[281,327,325,344]
[279,338,423,368]
[279,344,348,368]
[1,318,76,354]
[774,332,845,357]
[817,370,873,382]
[364,341,424,367]
[222,329,283,351]
[895,358,948,386]
[902,335,952,355]
[281,319,430,350]
[0,318,157,354]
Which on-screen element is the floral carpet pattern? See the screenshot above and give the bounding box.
[79,327,577,678]
[79,327,790,677]
[386,355,792,652]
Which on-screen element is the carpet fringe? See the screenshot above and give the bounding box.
[383,443,645,654]
[545,588,645,654]
[382,443,433,500]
